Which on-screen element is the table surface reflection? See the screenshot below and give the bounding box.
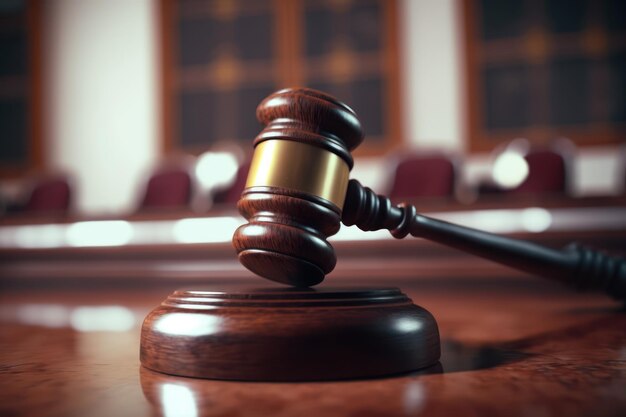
[1,281,625,417]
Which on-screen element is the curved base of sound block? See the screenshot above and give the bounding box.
[140,286,440,381]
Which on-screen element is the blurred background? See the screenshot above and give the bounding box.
[1,3,625,412]
[0,0,625,253]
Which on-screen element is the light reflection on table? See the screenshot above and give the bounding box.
[1,206,625,249]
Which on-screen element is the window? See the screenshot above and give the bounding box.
[0,0,42,178]
[463,0,626,151]
[160,0,401,156]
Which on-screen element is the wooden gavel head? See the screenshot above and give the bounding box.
[233,88,626,300]
[232,88,363,286]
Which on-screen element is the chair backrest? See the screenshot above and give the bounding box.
[389,155,456,200]
[212,160,251,205]
[23,177,71,213]
[140,169,192,209]
[511,150,567,195]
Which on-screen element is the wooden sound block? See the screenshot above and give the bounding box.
[140,286,441,381]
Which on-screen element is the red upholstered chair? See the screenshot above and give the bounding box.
[478,138,574,198]
[140,168,192,210]
[212,160,251,205]
[389,155,456,201]
[23,176,71,213]
[510,150,567,195]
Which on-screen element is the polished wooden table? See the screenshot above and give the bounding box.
[1,277,624,417]
[1,203,625,416]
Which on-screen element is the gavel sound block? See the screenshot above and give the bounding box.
[140,286,440,381]
[140,89,441,380]
[140,89,442,380]
[141,87,624,381]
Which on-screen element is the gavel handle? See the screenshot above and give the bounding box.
[342,180,626,301]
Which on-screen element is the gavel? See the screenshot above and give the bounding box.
[232,88,625,300]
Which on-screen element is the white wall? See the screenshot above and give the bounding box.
[571,146,624,196]
[401,0,463,151]
[45,0,158,214]
[355,0,465,194]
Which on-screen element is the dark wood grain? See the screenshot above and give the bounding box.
[234,187,341,286]
[0,282,624,417]
[255,87,363,158]
[233,88,363,286]
[140,285,440,381]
